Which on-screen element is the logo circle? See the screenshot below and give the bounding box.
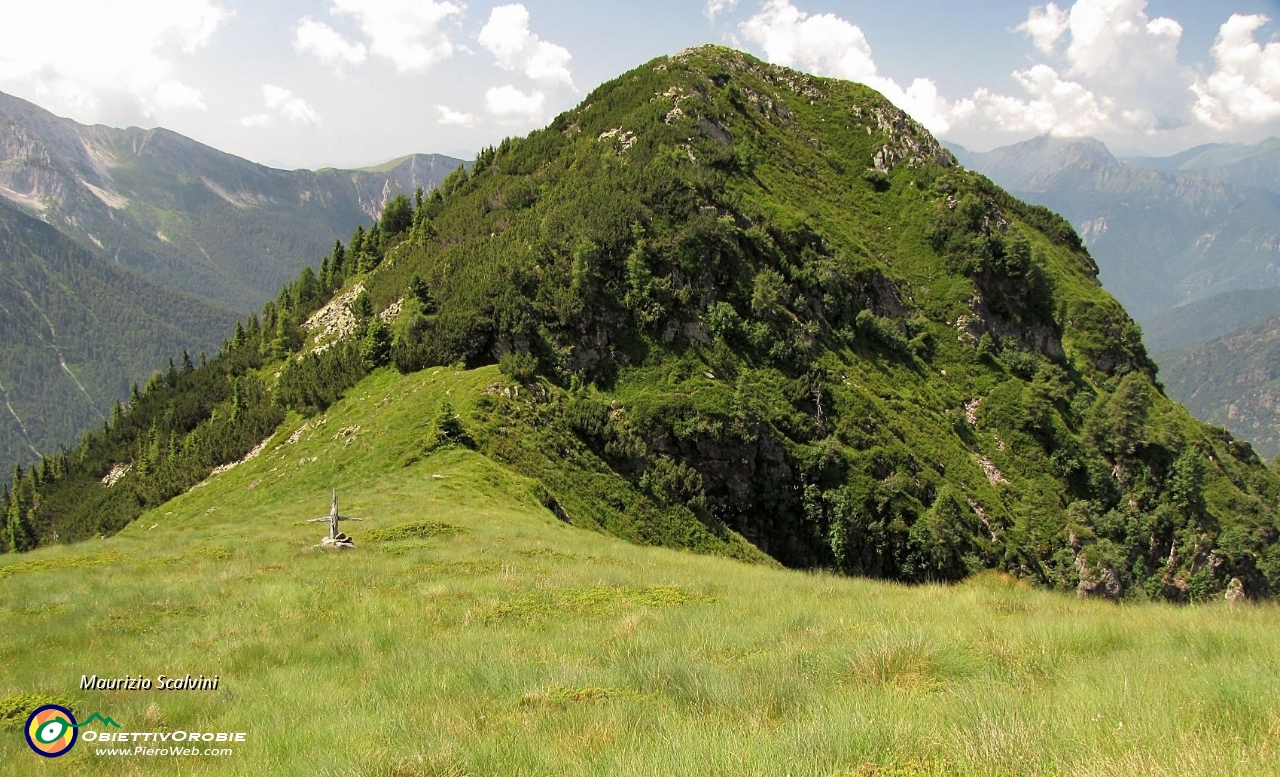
[25,704,77,758]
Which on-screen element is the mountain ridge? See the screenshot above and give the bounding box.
[4,45,1278,604]
[0,89,463,479]
[0,89,464,312]
[954,133,1280,323]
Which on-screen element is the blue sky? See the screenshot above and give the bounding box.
[1,0,1277,168]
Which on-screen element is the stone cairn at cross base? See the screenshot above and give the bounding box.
[308,490,362,549]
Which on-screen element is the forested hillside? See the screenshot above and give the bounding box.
[0,198,235,478]
[1159,315,1280,463]
[0,90,461,479]
[1143,288,1280,352]
[5,46,1279,603]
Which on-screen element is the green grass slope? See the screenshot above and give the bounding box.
[2,365,1278,776]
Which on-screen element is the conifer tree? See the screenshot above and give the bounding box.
[272,316,292,358]
[331,240,347,287]
[135,440,151,479]
[351,226,365,259]
[8,509,32,553]
[380,193,413,236]
[298,266,319,309]
[362,320,392,369]
[411,205,437,243]
[7,470,33,552]
[231,378,245,421]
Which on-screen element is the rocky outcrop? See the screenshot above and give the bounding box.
[304,283,364,355]
[1225,577,1246,603]
[318,532,355,549]
[1076,554,1124,600]
[853,103,956,173]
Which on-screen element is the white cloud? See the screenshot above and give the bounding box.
[331,0,463,73]
[436,105,478,126]
[705,0,740,22]
[485,84,546,120]
[1060,0,1188,130]
[0,0,227,122]
[294,17,368,68]
[154,80,207,112]
[956,0,1197,138]
[478,4,573,87]
[737,0,1280,145]
[1192,14,1280,128]
[741,0,877,83]
[1017,3,1068,55]
[264,85,320,125]
[739,0,953,133]
[241,85,320,127]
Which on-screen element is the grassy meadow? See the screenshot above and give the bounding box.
[1,366,1278,775]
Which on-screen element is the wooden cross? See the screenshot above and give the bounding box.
[307,489,362,539]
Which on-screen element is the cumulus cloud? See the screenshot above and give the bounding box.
[705,0,740,22]
[436,105,478,126]
[241,85,320,127]
[331,0,463,72]
[738,0,1280,147]
[1017,3,1069,55]
[741,1,877,83]
[958,65,1110,137]
[957,0,1197,138]
[478,4,573,87]
[1192,14,1280,128]
[294,17,368,68]
[485,84,546,121]
[0,0,226,122]
[739,0,955,133]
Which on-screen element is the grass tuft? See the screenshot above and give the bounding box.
[520,686,638,706]
[479,584,713,624]
[0,694,76,731]
[0,551,123,581]
[362,521,468,543]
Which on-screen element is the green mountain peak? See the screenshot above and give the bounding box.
[5,48,1279,603]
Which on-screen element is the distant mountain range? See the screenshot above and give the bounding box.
[0,91,463,312]
[949,135,1280,326]
[0,90,462,476]
[1123,137,1280,195]
[952,134,1280,461]
[1141,288,1280,353]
